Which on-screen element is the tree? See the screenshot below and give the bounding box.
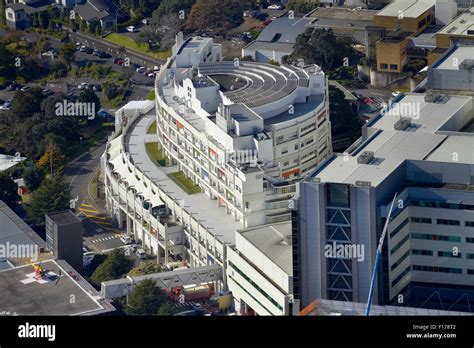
[59,42,76,68]
[78,89,101,116]
[0,173,20,208]
[26,174,70,224]
[287,0,320,14]
[125,279,174,316]
[37,142,65,175]
[328,85,361,138]
[128,261,162,276]
[90,249,134,285]
[292,28,358,71]
[23,165,45,192]
[185,0,244,34]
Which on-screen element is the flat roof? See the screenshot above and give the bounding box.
[238,222,292,275]
[0,201,46,252]
[376,0,435,19]
[439,10,474,36]
[311,93,474,186]
[434,45,474,70]
[256,17,311,44]
[308,7,377,21]
[0,259,114,315]
[0,154,26,172]
[244,41,295,54]
[46,210,81,226]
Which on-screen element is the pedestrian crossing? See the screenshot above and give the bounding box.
[91,235,119,244]
[175,301,199,309]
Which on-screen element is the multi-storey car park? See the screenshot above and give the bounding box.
[102,33,332,314]
[293,91,474,312]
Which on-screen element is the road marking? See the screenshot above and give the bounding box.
[81,204,95,208]
[84,214,108,220]
[80,208,99,214]
[95,221,113,226]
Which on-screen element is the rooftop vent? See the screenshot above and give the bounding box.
[357,151,374,165]
[394,117,412,131]
[460,59,474,70]
[424,92,441,103]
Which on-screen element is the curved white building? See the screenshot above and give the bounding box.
[102,34,333,314]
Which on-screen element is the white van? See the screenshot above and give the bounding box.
[136,248,146,259]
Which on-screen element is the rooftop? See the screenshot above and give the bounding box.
[46,210,81,226]
[376,0,435,19]
[0,201,46,253]
[0,154,27,172]
[438,10,474,36]
[310,93,474,186]
[256,17,311,44]
[433,45,474,70]
[0,259,114,315]
[238,222,292,275]
[307,7,377,21]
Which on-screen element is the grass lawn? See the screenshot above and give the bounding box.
[168,172,202,195]
[104,33,172,60]
[147,120,157,134]
[145,142,168,166]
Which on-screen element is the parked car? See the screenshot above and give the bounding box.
[136,66,147,73]
[120,235,133,245]
[113,57,124,65]
[268,4,283,10]
[78,82,90,90]
[98,51,110,58]
[126,26,137,33]
[79,45,87,52]
[20,85,31,92]
[92,49,99,56]
[6,82,21,91]
[93,84,102,92]
[41,88,54,96]
[97,109,111,118]
[66,92,77,101]
[147,72,155,78]
[85,47,94,54]
[136,248,147,259]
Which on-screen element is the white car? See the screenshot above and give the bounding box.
[78,82,90,90]
[120,235,132,245]
[126,26,137,33]
[20,85,31,92]
[136,248,146,259]
[392,91,401,97]
[268,4,282,10]
[136,66,147,73]
[147,72,155,78]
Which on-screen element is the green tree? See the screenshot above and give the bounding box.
[26,174,70,224]
[90,249,134,285]
[328,85,360,138]
[128,261,162,276]
[78,89,101,117]
[23,165,45,192]
[0,173,20,208]
[125,279,174,316]
[59,42,76,68]
[287,0,320,13]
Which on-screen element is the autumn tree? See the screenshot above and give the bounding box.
[37,142,65,175]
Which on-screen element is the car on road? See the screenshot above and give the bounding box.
[136,248,147,259]
[126,26,137,32]
[85,47,94,54]
[98,51,110,58]
[147,72,155,78]
[120,235,133,245]
[392,91,401,97]
[20,85,31,92]
[97,109,111,118]
[113,57,124,65]
[78,82,91,90]
[268,4,283,10]
[136,66,147,73]
[6,82,22,91]
[93,84,102,92]
[79,45,87,52]
[41,88,54,96]
[92,49,99,56]
[66,92,77,101]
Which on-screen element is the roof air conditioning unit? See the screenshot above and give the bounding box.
[357,151,374,165]
[394,117,411,131]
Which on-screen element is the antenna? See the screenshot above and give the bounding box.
[365,192,398,316]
